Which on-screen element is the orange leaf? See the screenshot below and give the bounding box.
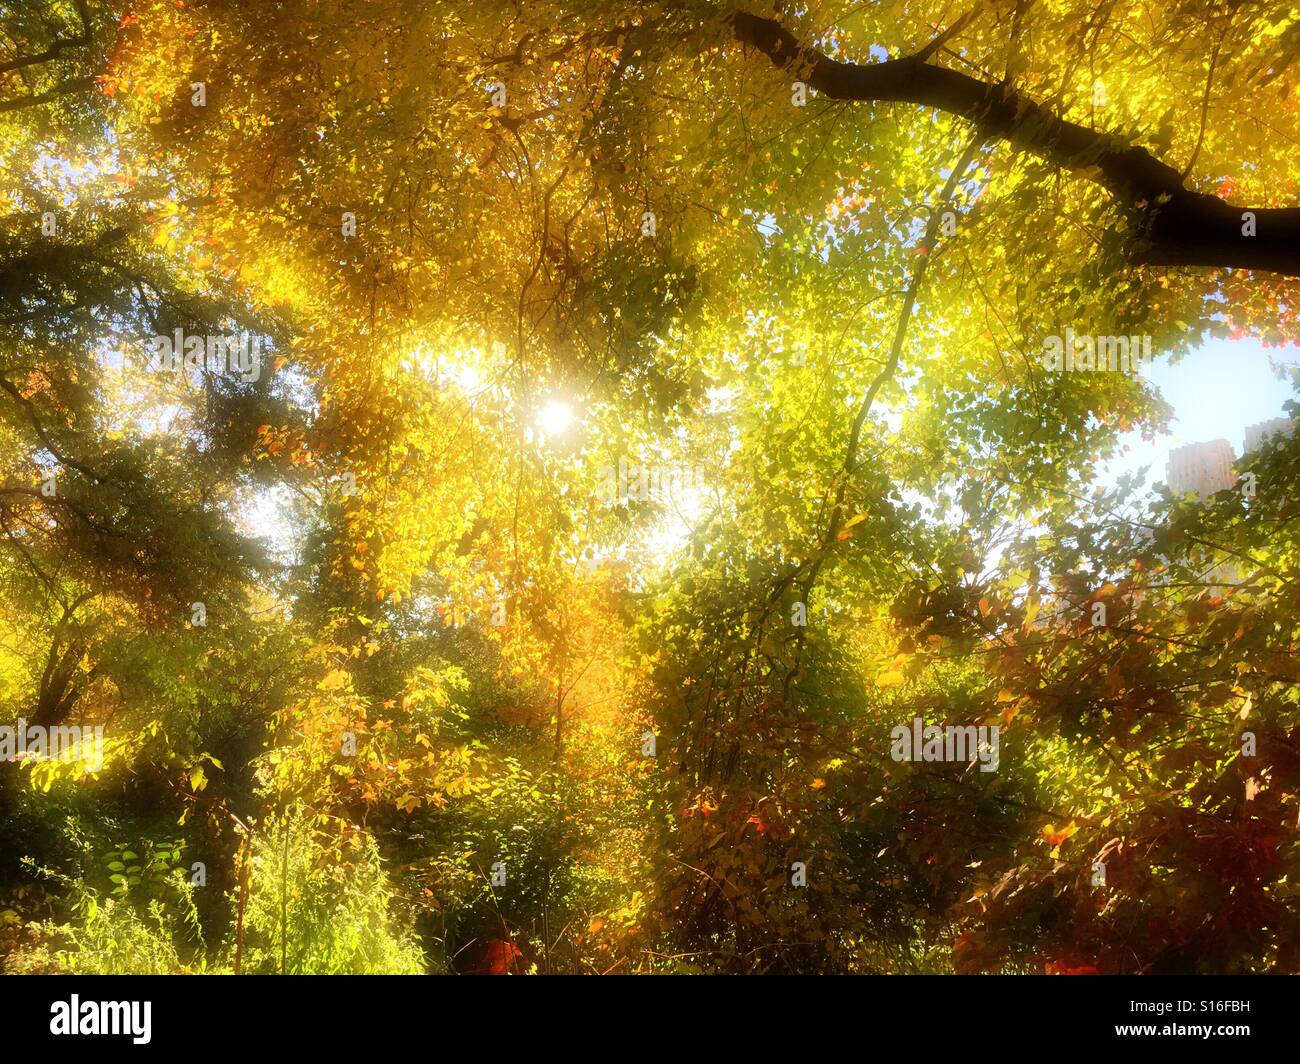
[1041,822,1077,847]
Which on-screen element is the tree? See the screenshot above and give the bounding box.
[1,0,1298,975]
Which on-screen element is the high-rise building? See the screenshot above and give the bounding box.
[1243,417,1294,454]
[1166,439,1236,496]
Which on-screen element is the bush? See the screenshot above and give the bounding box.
[239,811,425,975]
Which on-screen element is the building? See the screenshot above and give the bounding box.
[1166,439,1236,496]
[1159,423,1294,586]
[1243,417,1295,454]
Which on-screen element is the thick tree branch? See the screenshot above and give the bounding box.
[733,11,1300,276]
[0,0,91,75]
[0,74,97,114]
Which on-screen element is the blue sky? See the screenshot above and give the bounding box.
[1102,336,1299,491]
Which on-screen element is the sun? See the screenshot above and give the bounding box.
[534,399,574,439]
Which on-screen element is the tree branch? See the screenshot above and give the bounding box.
[0,75,97,114]
[0,0,91,75]
[732,10,1300,276]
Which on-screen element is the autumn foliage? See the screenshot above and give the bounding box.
[1,0,1299,974]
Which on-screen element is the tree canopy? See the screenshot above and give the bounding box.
[2,0,1299,975]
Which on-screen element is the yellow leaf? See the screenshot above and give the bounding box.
[1023,597,1041,627]
[319,669,349,691]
